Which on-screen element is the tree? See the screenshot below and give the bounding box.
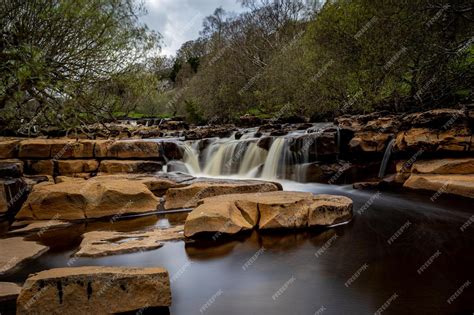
[0,0,160,131]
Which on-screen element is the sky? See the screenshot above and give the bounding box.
[142,0,246,56]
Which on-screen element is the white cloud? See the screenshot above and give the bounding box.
[142,0,246,56]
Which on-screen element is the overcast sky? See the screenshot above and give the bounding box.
[142,0,246,56]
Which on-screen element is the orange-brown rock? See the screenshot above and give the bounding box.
[24,160,54,175]
[0,139,20,159]
[184,191,353,237]
[94,140,161,159]
[16,179,160,220]
[349,131,392,152]
[0,237,49,274]
[404,174,474,198]
[165,180,280,209]
[99,160,162,174]
[57,160,99,175]
[411,158,474,174]
[16,266,171,314]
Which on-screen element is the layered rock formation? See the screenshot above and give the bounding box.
[16,266,171,314]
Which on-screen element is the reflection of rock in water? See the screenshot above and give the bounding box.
[308,228,339,248]
[85,215,160,233]
[258,230,309,252]
[185,232,252,260]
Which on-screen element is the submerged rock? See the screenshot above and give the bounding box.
[184,191,353,237]
[16,179,160,220]
[16,266,171,314]
[8,220,72,235]
[0,237,49,274]
[164,180,281,209]
[75,225,184,257]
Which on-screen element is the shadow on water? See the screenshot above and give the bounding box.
[1,182,473,314]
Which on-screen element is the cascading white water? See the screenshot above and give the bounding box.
[261,137,287,179]
[378,138,395,178]
[238,142,267,176]
[182,143,201,173]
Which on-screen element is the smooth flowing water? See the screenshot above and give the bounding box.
[1,182,473,315]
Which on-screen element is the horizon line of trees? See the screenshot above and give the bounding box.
[1,0,473,131]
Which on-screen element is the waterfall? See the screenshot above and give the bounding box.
[182,143,201,174]
[203,140,248,175]
[238,142,267,176]
[336,126,341,160]
[261,138,287,179]
[378,138,395,178]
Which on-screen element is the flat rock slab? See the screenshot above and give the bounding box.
[0,237,49,274]
[16,266,171,314]
[411,158,474,174]
[75,226,184,257]
[404,174,474,198]
[0,282,22,302]
[8,220,72,235]
[184,191,353,237]
[165,179,281,209]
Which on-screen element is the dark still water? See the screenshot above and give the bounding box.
[1,183,473,315]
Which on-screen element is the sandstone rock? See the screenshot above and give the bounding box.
[55,176,87,183]
[91,174,187,195]
[75,226,184,257]
[411,158,474,174]
[404,174,474,198]
[0,282,21,302]
[57,160,99,175]
[8,220,72,235]
[24,159,54,175]
[16,179,160,220]
[395,127,471,152]
[185,125,236,140]
[307,194,353,226]
[165,180,280,209]
[0,139,20,159]
[19,139,54,158]
[94,140,162,159]
[256,136,273,151]
[16,266,171,314]
[289,131,338,156]
[50,140,95,159]
[349,132,392,153]
[400,108,468,129]
[99,160,162,174]
[0,159,23,177]
[0,237,49,274]
[184,191,353,237]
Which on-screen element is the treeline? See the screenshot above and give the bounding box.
[1,0,473,131]
[164,0,473,123]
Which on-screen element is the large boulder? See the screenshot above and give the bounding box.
[99,160,162,174]
[411,158,474,174]
[404,174,474,198]
[395,127,471,152]
[16,266,171,314]
[16,179,160,220]
[0,237,48,274]
[349,131,393,153]
[184,191,353,237]
[164,180,281,209]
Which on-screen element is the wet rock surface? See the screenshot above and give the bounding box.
[75,225,184,257]
[184,191,353,237]
[16,266,171,314]
[0,237,49,274]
